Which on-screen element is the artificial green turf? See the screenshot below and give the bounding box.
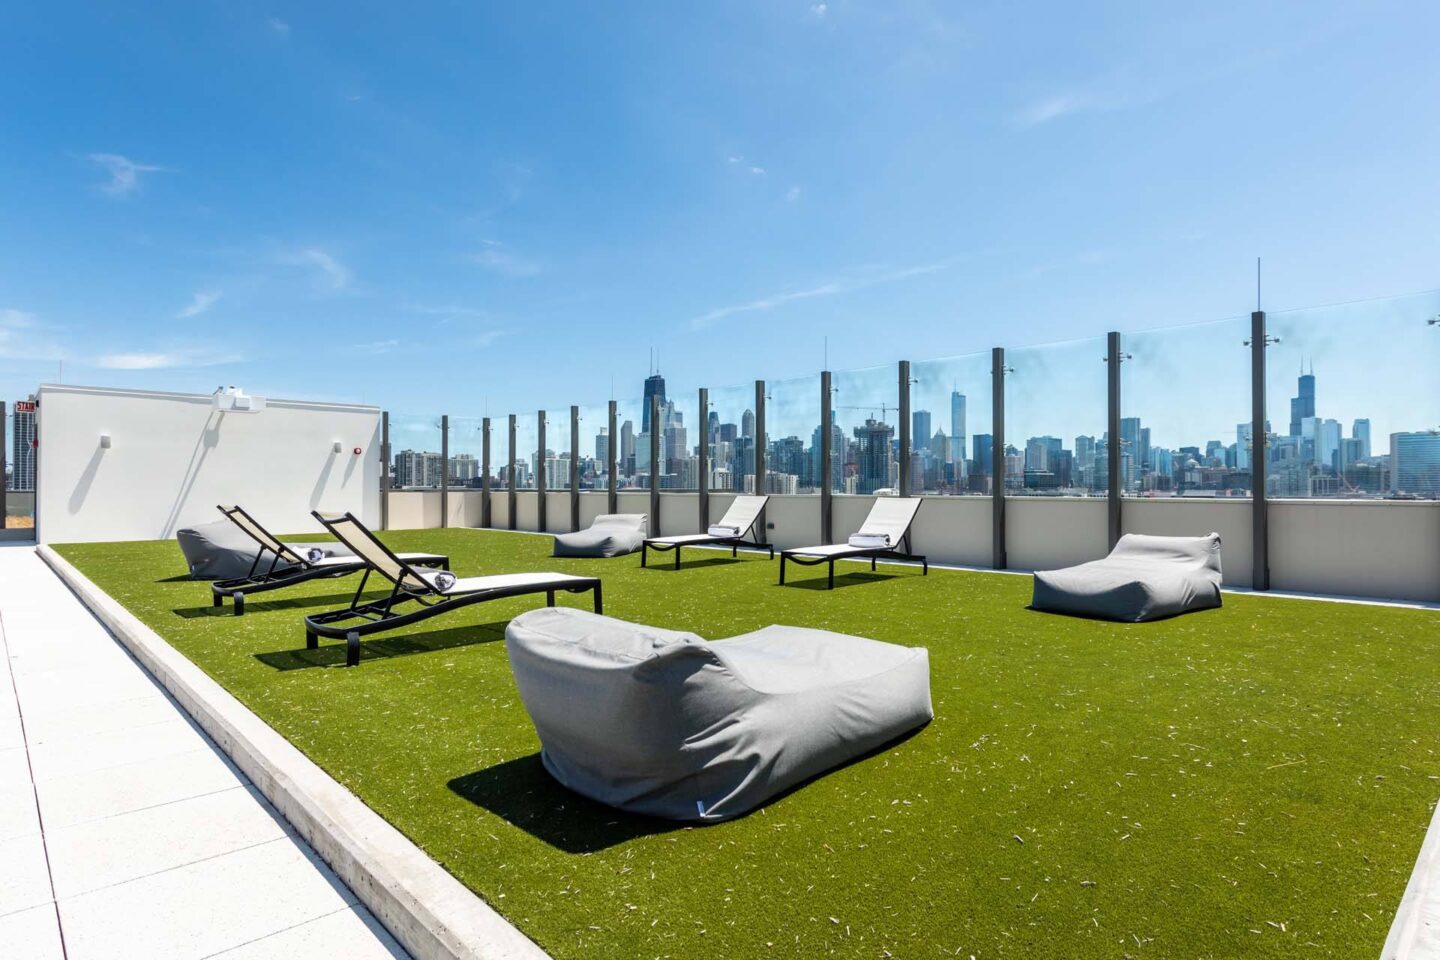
[56,529,1440,959]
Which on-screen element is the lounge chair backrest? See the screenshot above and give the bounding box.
[715,496,768,534]
[219,505,305,565]
[855,496,923,544]
[1109,532,1222,574]
[591,514,647,532]
[313,512,434,592]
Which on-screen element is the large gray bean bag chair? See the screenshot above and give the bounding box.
[1031,532,1223,622]
[552,513,647,558]
[176,519,352,580]
[505,607,932,821]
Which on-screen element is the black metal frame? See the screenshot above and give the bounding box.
[209,504,447,615]
[303,511,601,666]
[640,521,775,570]
[779,529,928,590]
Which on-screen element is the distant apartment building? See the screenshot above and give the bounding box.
[1391,432,1440,498]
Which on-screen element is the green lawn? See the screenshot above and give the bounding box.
[56,529,1440,959]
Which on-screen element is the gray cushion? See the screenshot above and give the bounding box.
[552,513,648,558]
[1031,532,1223,622]
[505,608,933,821]
[175,519,351,580]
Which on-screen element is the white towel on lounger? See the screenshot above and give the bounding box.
[847,533,891,549]
[708,525,741,537]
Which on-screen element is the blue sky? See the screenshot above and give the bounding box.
[1,1,1437,446]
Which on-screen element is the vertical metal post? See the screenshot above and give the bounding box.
[992,348,1007,570]
[480,417,492,528]
[536,410,547,533]
[440,414,449,529]
[898,360,912,497]
[1251,310,1270,590]
[754,380,767,543]
[697,387,709,529]
[380,411,390,531]
[820,370,833,545]
[606,400,618,514]
[1106,332,1123,549]
[0,400,7,528]
[648,394,661,536]
[507,414,517,531]
[569,405,580,532]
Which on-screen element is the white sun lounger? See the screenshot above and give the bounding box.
[641,495,774,569]
[780,497,927,589]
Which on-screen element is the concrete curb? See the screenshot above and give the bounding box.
[38,544,552,960]
[1382,796,1440,959]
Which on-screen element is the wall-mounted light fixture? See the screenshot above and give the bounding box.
[99,434,112,449]
[332,441,343,453]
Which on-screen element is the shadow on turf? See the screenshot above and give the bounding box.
[641,556,744,572]
[450,727,929,853]
[781,571,897,590]
[254,620,509,670]
[171,590,382,619]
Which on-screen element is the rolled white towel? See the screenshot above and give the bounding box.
[847,533,891,549]
[305,547,327,563]
[707,524,741,537]
[419,569,457,592]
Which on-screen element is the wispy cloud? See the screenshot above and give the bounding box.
[89,153,167,196]
[689,260,952,330]
[176,290,221,319]
[346,339,400,355]
[267,17,290,37]
[470,241,541,278]
[285,247,352,291]
[727,155,766,176]
[1011,93,1091,129]
[785,185,802,202]
[469,329,506,349]
[810,3,828,18]
[97,347,242,370]
[0,308,67,360]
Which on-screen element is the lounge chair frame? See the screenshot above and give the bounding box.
[209,504,447,615]
[641,497,775,569]
[779,499,929,589]
[303,511,602,666]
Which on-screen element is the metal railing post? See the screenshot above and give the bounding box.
[536,410,547,533]
[1106,332,1123,549]
[440,414,449,529]
[380,411,390,531]
[754,380,767,543]
[649,394,661,536]
[992,348,1007,569]
[570,405,580,532]
[1251,310,1270,590]
[898,360,912,497]
[507,414,517,531]
[481,417,492,528]
[607,400,618,514]
[820,370,833,544]
[698,387,709,529]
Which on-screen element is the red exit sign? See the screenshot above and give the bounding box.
[14,401,35,413]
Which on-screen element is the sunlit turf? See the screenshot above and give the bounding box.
[57,528,1440,959]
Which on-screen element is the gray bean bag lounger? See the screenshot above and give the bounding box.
[1031,532,1223,622]
[552,513,648,558]
[505,607,933,821]
[177,517,352,580]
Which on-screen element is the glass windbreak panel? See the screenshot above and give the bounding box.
[911,352,993,495]
[1266,290,1440,499]
[538,410,564,491]
[764,374,821,495]
[388,413,443,490]
[1,362,54,531]
[446,416,487,490]
[576,403,608,490]
[707,383,758,494]
[830,363,898,495]
[1004,336,1108,496]
[1121,317,1252,498]
[613,397,644,489]
[510,414,539,490]
[656,387,699,491]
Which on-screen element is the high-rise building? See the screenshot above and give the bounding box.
[449,453,479,484]
[972,434,993,477]
[1024,436,1062,472]
[620,420,636,476]
[950,391,966,465]
[642,372,666,434]
[9,397,37,492]
[1289,365,1315,437]
[912,410,932,452]
[1318,418,1342,472]
[852,419,894,494]
[1353,418,1372,460]
[595,428,609,465]
[741,408,755,441]
[706,410,719,444]
[1236,423,1252,470]
[1391,432,1440,497]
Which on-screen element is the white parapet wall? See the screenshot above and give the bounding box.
[36,383,381,544]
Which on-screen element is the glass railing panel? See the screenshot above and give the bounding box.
[656,388,700,491]
[1004,336,1108,496]
[576,403,609,490]
[764,373,821,495]
[388,413,444,490]
[1266,290,1440,499]
[1121,316,1252,497]
[613,397,644,489]
[510,413,539,490]
[910,351,992,495]
[706,382,759,494]
[830,363,898,495]
[445,416,488,490]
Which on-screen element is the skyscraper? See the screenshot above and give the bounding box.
[912,410,932,452]
[852,419,894,494]
[595,428,609,465]
[972,434,993,477]
[1391,432,1440,497]
[1236,423,1252,470]
[1353,418,1371,460]
[642,372,666,434]
[1289,364,1315,437]
[741,408,755,440]
[950,391,966,465]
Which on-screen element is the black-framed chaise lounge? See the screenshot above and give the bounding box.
[641,495,774,569]
[779,497,927,589]
[303,511,602,667]
[208,505,448,615]
[1030,531,1223,622]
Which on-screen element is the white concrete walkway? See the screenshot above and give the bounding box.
[0,544,408,960]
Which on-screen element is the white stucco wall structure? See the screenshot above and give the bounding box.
[36,384,381,544]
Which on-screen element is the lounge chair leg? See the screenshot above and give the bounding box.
[768,546,774,560]
[828,561,835,590]
[779,555,786,585]
[871,557,877,571]
[345,631,360,668]
[306,630,318,650]
[546,589,555,607]
[592,583,603,614]
[923,558,929,575]
[732,545,737,558]
[233,591,244,616]
[212,593,222,609]
[674,546,681,570]
[641,543,647,568]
